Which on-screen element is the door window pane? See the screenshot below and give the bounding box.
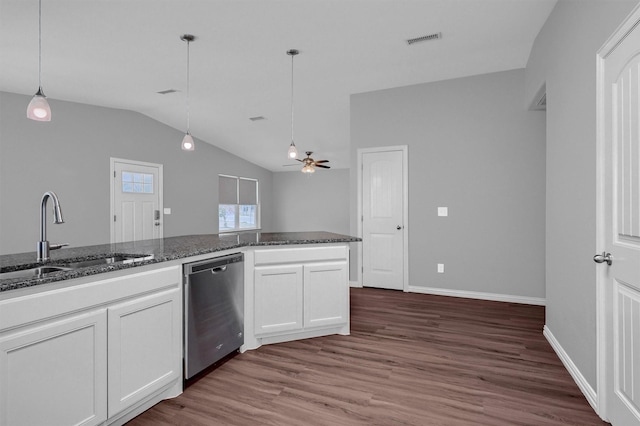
[122,171,154,194]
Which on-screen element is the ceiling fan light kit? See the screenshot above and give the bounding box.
[180,34,196,151]
[27,0,51,122]
[295,151,330,173]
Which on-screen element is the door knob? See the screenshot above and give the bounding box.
[397,225,402,230]
[593,252,612,266]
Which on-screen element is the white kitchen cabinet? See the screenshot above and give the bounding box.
[251,245,350,344]
[0,264,182,426]
[0,309,108,426]
[303,261,349,329]
[254,265,303,335]
[107,288,181,418]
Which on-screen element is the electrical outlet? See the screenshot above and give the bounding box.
[438,207,448,217]
[437,263,445,273]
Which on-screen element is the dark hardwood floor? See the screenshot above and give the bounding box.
[127,288,606,426]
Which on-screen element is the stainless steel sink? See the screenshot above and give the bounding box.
[0,266,71,280]
[52,254,154,269]
[0,254,154,281]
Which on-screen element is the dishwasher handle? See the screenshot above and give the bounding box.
[184,253,243,275]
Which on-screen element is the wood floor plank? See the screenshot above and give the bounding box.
[127,288,605,425]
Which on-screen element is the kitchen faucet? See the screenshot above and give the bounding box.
[37,191,68,261]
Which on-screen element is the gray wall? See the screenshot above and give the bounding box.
[525,0,638,392]
[272,170,350,235]
[350,69,546,299]
[0,91,274,255]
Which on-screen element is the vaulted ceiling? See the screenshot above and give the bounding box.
[0,0,556,170]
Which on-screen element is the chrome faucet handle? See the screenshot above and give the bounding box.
[50,243,69,250]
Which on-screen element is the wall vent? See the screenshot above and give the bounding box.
[156,89,178,95]
[407,32,442,45]
[249,116,266,121]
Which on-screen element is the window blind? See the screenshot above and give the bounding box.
[239,178,258,205]
[219,175,238,204]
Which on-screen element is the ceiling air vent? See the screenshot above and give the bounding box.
[249,116,266,121]
[407,32,442,45]
[156,89,178,95]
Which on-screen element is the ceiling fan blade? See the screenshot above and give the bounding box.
[314,160,329,163]
[315,164,330,169]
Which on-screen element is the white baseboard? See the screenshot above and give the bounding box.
[349,280,362,288]
[407,285,546,306]
[543,325,598,413]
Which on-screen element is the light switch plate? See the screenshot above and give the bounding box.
[164,208,172,215]
[438,207,448,217]
[437,263,445,273]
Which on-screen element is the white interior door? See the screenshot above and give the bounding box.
[360,147,407,290]
[598,6,640,425]
[111,158,163,243]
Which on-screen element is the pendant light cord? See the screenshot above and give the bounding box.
[185,38,190,132]
[290,52,294,144]
[38,0,42,89]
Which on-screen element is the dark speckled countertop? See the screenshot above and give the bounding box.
[0,232,360,293]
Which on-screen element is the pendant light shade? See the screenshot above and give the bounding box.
[288,142,298,159]
[27,87,51,121]
[181,132,195,151]
[181,34,195,151]
[287,49,299,159]
[27,0,51,122]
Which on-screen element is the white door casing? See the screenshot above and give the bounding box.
[358,146,408,291]
[596,5,640,425]
[110,158,163,244]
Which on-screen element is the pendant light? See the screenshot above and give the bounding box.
[181,34,195,151]
[27,0,51,121]
[287,49,299,159]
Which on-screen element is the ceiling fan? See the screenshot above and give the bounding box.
[284,151,330,173]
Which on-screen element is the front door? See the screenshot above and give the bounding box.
[111,158,163,243]
[597,6,640,425]
[360,147,407,290]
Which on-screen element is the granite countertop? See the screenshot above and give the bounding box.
[0,232,360,293]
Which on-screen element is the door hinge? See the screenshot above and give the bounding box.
[114,215,116,222]
[114,171,116,178]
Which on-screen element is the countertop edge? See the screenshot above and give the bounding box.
[0,232,361,293]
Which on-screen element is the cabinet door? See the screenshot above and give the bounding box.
[254,265,303,335]
[304,261,349,329]
[0,310,107,426]
[107,288,181,417]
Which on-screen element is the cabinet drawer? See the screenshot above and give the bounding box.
[254,245,347,266]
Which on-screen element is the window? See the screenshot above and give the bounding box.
[218,175,259,232]
[122,171,154,193]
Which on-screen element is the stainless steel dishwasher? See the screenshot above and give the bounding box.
[184,253,244,380]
